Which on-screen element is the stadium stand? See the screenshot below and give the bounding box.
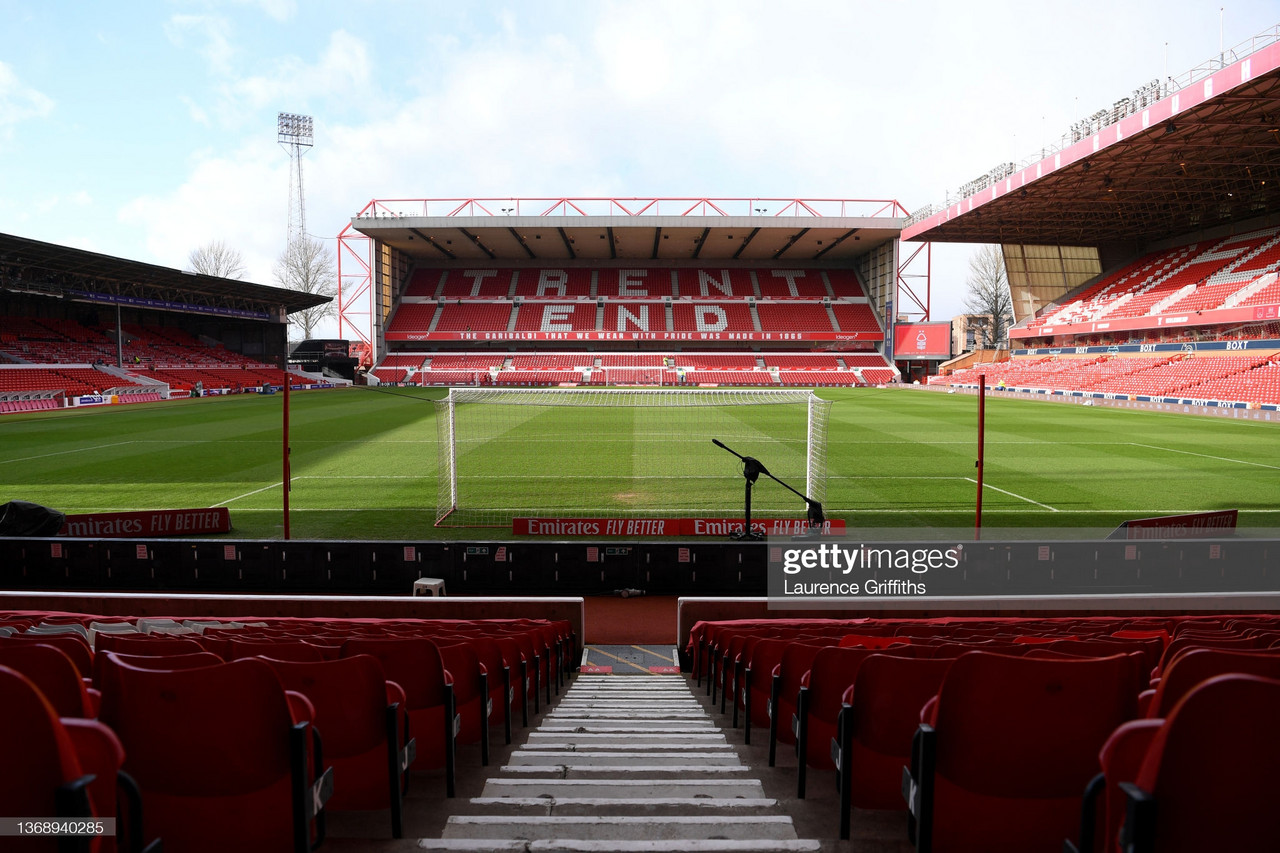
[602,301,664,333]
[511,268,593,299]
[431,302,513,332]
[512,302,595,332]
[596,268,675,297]
[671,301,755,334]
[830,302,881,334]
[755,269,831,299]
[755,302,835,334]
[385,303,437,335]
[673,268,755,298]
[437,269,515,299]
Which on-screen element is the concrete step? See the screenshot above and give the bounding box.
[481,778,767,799]
[526,733,727,745]
[466,797,779,816]
[499,766,752,780]
[517,743,733,754]
[414,675,820,853]
[533,721,717,731]
[508,751,742,766]
[545,706,711,712]
[441,815,799,841]
[419,842,821,853]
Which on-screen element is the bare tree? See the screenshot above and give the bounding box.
[962,244,1014,348]
[187,240,247,279]
[274,236,337,340]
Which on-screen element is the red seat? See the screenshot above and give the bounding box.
[0,643,99,717]
[768,640,837,766]
[260,655,414,837]
[741,638,790,744]
[0,665,132,853]
[1119,674,1280,852]
[6,632,94,678]
[456,635,514,744]
[1081,648,1280,853]
[94,634,206,656]
[434,641,491,765]
[490,634,530,731]
[93,650,224,693]
[340,637,458,796]
[228,638,330,662]
[794,646,881,797]
[903,652,1138,853]
[98,657,332,853]
[833,654,955,838]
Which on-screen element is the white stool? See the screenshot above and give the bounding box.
[413,577,446,597]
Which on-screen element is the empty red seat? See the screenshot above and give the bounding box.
[0,665,144,853]
[261,655,414,838]
[1119,674,1280,852]
[340,637,458,796]
[903,652,1138,853]
[94,634,206,656]
[98,657,332,853]
[833,654,955,838]
[0,643,99,717]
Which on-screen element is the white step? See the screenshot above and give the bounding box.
[481,778,767,799]
[520,739,732,747]
[534,721,717,731]
[526,733,726,745]
[466,797,778,816]
[442,815,799,841]
[508,751,741,766]
[419,842,821,853]
[500,765,751,779]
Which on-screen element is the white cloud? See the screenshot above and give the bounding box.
[224,28,372,111]
[118,138,290,284]
[234,0,296,23]
[165,15,237,76]
[0,61,55,140]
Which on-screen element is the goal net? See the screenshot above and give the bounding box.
[435,387,831,527]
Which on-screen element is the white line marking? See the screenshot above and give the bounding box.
[1128,443,1280,471]
[0,441,136,465]
[213,483,284,507]
[963,477,1059,512]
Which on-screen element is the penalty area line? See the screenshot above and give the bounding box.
[0,440,137,465]
[1127,443,1280,471]
[213,483,285,507]
[963,477,1059,512]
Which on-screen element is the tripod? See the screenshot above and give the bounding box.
[713,439,825,541]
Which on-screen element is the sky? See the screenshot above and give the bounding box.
[1,0,1277,340]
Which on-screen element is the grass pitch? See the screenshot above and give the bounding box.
[0,385,1276,539]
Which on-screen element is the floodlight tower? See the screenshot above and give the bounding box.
[277,112,314,245]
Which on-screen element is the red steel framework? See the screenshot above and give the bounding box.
[336,197,927,357]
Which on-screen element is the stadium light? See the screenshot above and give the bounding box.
[277,112,314,147]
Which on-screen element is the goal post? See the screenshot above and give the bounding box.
[435,387,831,527]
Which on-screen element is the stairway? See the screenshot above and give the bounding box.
[420,673,819,852]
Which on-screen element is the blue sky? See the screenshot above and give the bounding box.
[2,0,1277,338]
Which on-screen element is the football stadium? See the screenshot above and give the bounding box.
[3,21,1280,853]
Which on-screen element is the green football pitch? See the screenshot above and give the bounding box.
[0,385,1277,540]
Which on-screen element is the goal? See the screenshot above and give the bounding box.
[435,387,831,527]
